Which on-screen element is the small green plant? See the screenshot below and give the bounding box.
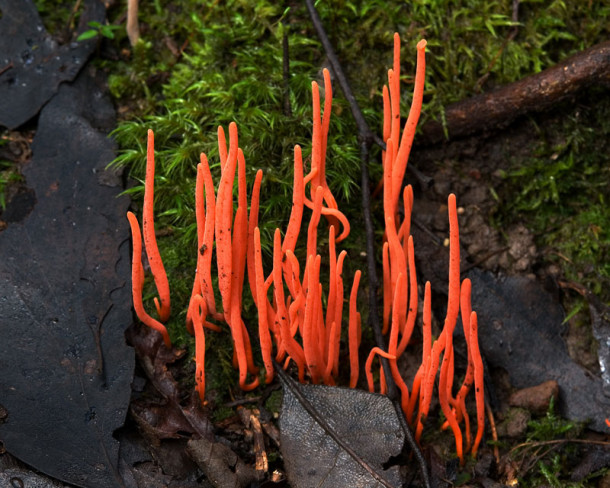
[0,160,23,211]
[77,21,122,41]
[526,397,577,443]
[512,398,609,487]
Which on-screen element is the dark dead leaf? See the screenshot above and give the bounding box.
[468,269,610,432]
[127,325,214,442]
[0,0,105,129]
[0,70,134,487]
[277,370,404,488]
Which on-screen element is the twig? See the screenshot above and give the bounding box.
[0,62,14,77]
[485,398,500,464]
[421,40,610,144]
[509,437,610,455]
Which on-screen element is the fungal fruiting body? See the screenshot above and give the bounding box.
[127,34,484,461]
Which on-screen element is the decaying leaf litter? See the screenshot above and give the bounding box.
[1,0,608,488]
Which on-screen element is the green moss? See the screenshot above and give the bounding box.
[497,88,610,299]
[515,399,606,488]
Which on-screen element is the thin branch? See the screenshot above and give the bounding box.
[421,40,610,144]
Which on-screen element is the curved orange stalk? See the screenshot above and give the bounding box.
[386,214,407,325]
[416,333,445,443]
[215,123,238,317]
[282,145,305,255]
[386,272,412,416]
[127,211,171,347]
[470,311,485,458]
[306,186,324,261]
[391,39,427,218]
[231,205,258,379]
[396,235,418,357]
[409,281,432,427]
[304,71,348,241]
[142,130,171,323]
[247,170,263,306]
[232,150,249,312]
[320,68,333,180]
[199,154,220,320]
[438,193,463,464]
[189,294,207,402]
[379,365,387,395]
[303,254,323,383]
[301,197,351,242]
[382,241,391,334]
[217,125,227,168]
[319,69,341,238]
[382,83,390,149]
[331,250,347,377]
[389,33,401,145]
[315,281,333,384]
[309,80,322,199]
[451,278,474,451]
[365,347,396,393]
[325,225,337,350]
[398,184,413,246]
[186,161,206,334]
[285,249,303,298]
[382,137,394,221]
[348,270,362,388]
[324,321,338,382]
[273,229,305,381]
[228,215,259,393]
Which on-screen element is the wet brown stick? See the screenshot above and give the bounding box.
[420,40,610,144]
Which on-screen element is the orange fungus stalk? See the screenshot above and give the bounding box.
[142,130,171,323]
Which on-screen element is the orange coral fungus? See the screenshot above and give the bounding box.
[188,294,207,402]
[127,35,484,463]
[377,36,484,462]
[470,311,485,458]
[142,130,171,323]
[127,211,171,348]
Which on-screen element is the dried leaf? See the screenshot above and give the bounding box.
[0,71,134,487]
[278,372,404,488]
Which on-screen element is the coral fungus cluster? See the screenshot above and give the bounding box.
[127,35,485,461]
